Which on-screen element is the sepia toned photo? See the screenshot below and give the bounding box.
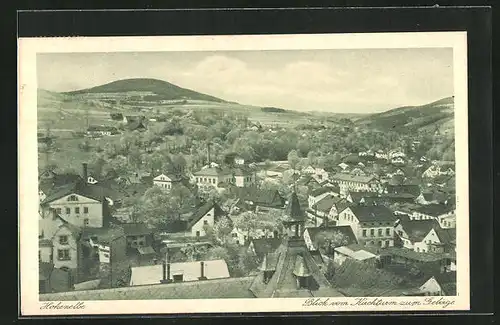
[18,32,469,315]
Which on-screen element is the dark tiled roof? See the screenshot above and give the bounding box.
[348,205,397,223]
[348,191,378,204]
[249,240,344,298]
[399,216,440,242]
[186,201,226,229]
[311,194,337,213]
[415,204,454,217]
[434,227,456,245]
[122,223,153,236]
[81,226,126,244]
[41,180,106,204]
[305,225,358,246]
[434,271,457,295]
[127,120,147,131]
[331,259,407,293]
[310,187,333,197]
[386,184,421,196]
[236,187,285,208]
[40,276,256,300]
[250,238,282,258]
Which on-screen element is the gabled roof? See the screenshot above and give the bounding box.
[81,226,126,245]
[236,187,285,208]
[311,194,340,213]
[331,259,408,296]
[127,120,147,131]
[186,201,226,229]
[249,240,344,298]
[434,227,456,245]
[433,271,456,295]
[40,180,105,204]
[348,191,378,204]
[398,216,440,242]
[310,187,333,197]
[348,205,397,223]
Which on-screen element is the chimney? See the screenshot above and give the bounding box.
[82,163,88,183]
[207,143,211,165]
[160,251,172,284]
[198,261,207,280]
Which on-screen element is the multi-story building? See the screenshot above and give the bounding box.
[337,205,397,248]
[330,173,382,196]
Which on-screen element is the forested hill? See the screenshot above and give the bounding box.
[64,78,227,103]
[357,96,454,136]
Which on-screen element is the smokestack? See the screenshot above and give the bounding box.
[160,251,172,284]
[198,261,207,280]
[207,143,211,165]
[82,163,88,183]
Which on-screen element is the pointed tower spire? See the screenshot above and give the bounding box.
[285,191,305,222]
[283,191,306,239]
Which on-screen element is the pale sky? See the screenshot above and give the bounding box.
[37,48,453,113]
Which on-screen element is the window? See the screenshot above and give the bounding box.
[84,218,89,226]
[57,249,70,261]
[386,228,391,236]
[203,220,208,225]
[232,233,237,238]
[65,207,70,214]
[67,195,78,202]
[75,207,80,214]
[196,231,200,237]
[362,230,367,237]
[385,240,390,247]
[56,208,62,214]
[370,229,374,237]
[84,207,89,214]
[378,229,382,237]
[59,235,68,245]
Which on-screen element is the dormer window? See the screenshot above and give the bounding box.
[68,195,78,202]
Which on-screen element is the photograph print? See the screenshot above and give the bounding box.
[19,32,469,315]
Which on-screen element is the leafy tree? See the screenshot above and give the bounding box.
[287,150,301,170]
[211,217,234,245]
[237,249,260,276]
[314,230,350,255]
[180,244,207,262]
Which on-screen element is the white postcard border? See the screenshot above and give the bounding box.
[19,32,469,315]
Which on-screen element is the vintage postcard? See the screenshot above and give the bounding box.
[19,32,469,315]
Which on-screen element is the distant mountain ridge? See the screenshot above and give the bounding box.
[63,78,227,103]
[357,96,454,135]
